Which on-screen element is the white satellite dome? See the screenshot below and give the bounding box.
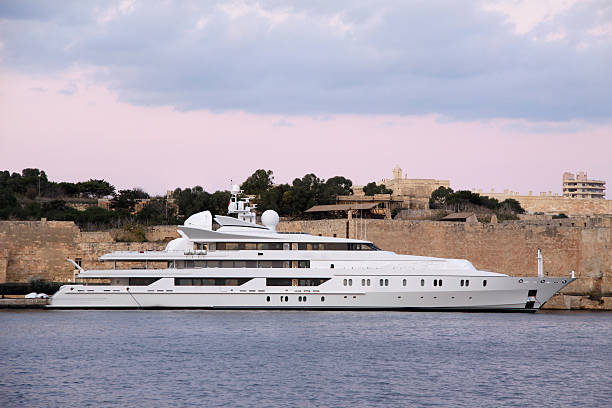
[165,237,191,251]
[184,211,212,230]
[261,210,279,231]
[231,184,241,194]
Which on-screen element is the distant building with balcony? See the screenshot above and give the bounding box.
[562,172,606,199]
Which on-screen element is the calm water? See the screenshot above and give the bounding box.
[0,310,610,407]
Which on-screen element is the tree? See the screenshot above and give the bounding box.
[241,169,274,196]
[498,198,525,214]
[111,188,149,212]
[363,182,393,196]
[173,186,211,218]
[77,179,115,197]
[429,186,454,209]
[322,176,353,203]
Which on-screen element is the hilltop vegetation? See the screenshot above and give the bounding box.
[429,186,525,220]
[0,168,372,227]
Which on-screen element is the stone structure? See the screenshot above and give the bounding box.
[563,171,606,199]
[352,166,449,210]
[0,221,177,283]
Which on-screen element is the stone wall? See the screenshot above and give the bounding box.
[0,221,171,283]
[481,193,612,216]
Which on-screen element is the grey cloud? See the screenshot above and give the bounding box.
[1,0,611,122]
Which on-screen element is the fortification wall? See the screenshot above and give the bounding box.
[0,221,82,282]
[277,219,612,308]
[483,193,612,216]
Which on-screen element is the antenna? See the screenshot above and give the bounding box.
[537,249,543,277]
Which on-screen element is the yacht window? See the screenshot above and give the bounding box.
[379,279,384,286]
[257,243,284,250]
[207,260,220,268]
[367,279,371,286]
[128,278,161,286]
[243,243,257,250]
[258,260,285,268]
[209,243,216,251]
[233,260,247,268]
[330,264,334,269]
[344,279,348,286]
[285,296,288,302]
[420,279,425,287]
[465,280,469,287]
[434,280,438,287]
[461,279,464,287]
[298,296,302,302]
[184,260,194,268]
[267,278,328,286]
[303,296,307,302]
[194,261,206,268]
[298,260,310,268]
[402,279,406,286]
[385,279,389,286]
[439,279,443,287]
[483,280,487,287]
[283,243,291,250]
[174,278,251,286]
[266,296,270,302]
[321,296,325,302]
[348,279,352,286]
[361,279,365,286]
[220,260,234,268]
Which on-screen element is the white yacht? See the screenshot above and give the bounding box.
[49,186,574,311]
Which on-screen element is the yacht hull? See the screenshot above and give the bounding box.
[48,276,573,312]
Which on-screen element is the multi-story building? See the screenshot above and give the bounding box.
[562,172,606,199]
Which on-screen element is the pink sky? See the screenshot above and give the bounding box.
[1,71,611,196]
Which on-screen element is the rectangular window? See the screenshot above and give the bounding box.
[174,278,251,286]
[267,278,329,286]
[129,277,161,286]
[220,260,234,268]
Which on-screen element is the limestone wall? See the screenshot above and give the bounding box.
[482,193,612,216]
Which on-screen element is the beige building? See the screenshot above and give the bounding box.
[562,172,606,199]
[350,166,450,210]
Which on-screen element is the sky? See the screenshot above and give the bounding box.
[1,0,611,196]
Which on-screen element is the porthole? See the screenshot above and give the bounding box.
[434,280,437,287]
[298,296,302,302]
[460,279,464,287]
[348,279,352,286]
[343,279,347,286]
[420,279,424,287]
[540,279,545,283]
[280,296,284,302]
[303,296,307,302]
[519,279,523,283]
[266,296,270,302]
[439,279,442,287]
[321,296,325,302]
[561,280,566,284]
[483,280,487,287]
[361,279,365,286]
[380,279,384,286]
[402,279,406,286]
[465,280,469,287]
[367,279,371,286]
[384,279,389,286]
[285,296,288,302]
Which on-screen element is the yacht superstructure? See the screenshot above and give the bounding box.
[49,186,574,311]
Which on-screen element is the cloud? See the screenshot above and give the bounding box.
[0,0,611,122]
[57,81,77,95]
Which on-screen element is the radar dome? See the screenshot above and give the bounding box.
[261,210,279,231]
[165,237,191,251]
[231,184,241,194]
[184,211,212,230]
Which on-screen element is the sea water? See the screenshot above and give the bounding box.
[0,310,610,407]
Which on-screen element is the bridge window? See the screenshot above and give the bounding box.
[268,278,329,286]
